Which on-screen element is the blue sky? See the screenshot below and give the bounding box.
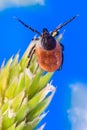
[0,0,87,130]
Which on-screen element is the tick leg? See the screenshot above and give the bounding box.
[28,44,36,58]
[27,44,36,68]
[51,30,59,37]
[51,15,78,37]
[57,52,64,71]
[57,42,64,70]
[60,43,64,51]
[14,17,41,36]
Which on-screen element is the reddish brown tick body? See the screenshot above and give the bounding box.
[36,39,62,72]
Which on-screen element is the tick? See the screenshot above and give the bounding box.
[14,15,78,72]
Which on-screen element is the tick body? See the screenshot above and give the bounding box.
[14,15,78,72]
[36,40,62,71]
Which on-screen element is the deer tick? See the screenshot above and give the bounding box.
[14,15,78,72]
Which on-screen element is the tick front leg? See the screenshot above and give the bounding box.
[51,30,59,37]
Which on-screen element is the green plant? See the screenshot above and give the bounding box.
[0,33,63,130]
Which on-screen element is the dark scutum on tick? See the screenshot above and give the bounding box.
[41,28,56,50]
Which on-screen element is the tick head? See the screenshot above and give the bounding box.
[42,28,49,37]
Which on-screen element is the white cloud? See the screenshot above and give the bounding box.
[68,83,87,130]
[0,0,44,10]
